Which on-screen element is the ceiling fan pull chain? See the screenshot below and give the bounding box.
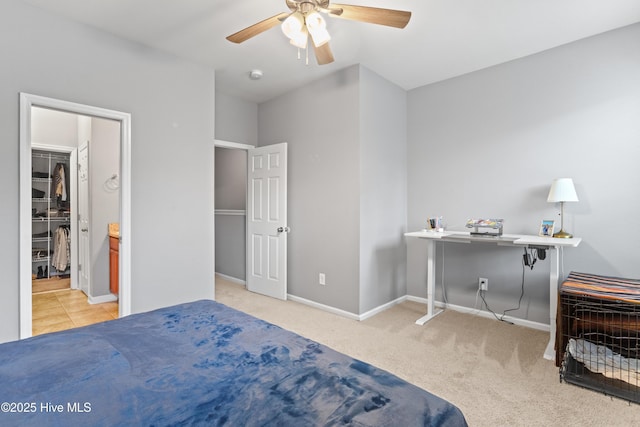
[297,47,301,60]
[305,45,309,65]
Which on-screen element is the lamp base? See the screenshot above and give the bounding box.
[553,229,573,239]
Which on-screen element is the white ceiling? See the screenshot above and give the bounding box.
[19,0,640,103]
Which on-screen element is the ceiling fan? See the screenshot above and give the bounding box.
[226,0,411,65]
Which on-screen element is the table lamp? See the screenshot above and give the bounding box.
[547,178,579,238]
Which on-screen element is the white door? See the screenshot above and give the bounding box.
[78,142,90,296]
[246,143,288,300]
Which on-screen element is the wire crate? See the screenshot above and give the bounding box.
[558,276,640,404]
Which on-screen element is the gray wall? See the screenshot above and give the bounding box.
[213,92,258,282]
[215,147,247,210]
[215,147,247,280]
[214,215,246,281]
[406,23,640,324]
[258,65,408,315]
[359,67,408,312]
[215,92,258,145]
[89,117,120,298]
[0,0,215,343]
[31,107,78,147]
[259,65,361,314]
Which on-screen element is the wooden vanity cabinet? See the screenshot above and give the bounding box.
[109,235,118,295]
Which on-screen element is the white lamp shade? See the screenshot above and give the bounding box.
[288,26,308,48]
[281,12,305,40]
[306,12,331,47]
[547,178,579,203]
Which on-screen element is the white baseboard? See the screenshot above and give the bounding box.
[287,293,549,332]
[88,293,118,304]
[288,294,408,322]
[215,272,246,286]
[287,294,360,321]
[405,295,550,332]
[358,296,408,321]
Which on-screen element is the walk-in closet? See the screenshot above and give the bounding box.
[31,149,72,291]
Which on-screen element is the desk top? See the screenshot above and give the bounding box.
[405,230,581,248]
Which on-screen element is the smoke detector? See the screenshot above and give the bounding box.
[249,69,263,80]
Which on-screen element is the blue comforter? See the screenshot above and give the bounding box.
[0,300,467,426]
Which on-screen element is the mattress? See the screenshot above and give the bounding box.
[0,300,467,426]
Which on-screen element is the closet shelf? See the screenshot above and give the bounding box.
[32,152,68,161]
[32,149,71,281]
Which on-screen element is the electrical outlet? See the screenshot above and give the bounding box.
[479,277,488,291]
[319,273,326,286]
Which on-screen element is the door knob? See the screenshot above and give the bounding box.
[277,226,290,233]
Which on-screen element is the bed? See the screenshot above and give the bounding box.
[0,299,467,426]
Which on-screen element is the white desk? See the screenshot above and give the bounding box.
[405,230,581,360]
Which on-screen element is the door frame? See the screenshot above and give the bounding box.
[213,140,289,300]
[77,140,91,297]
[19,93,132,339]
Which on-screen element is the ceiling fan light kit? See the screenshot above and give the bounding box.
[289,28,309,49]
[227,0,411,65]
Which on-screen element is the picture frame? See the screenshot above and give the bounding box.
[539,219,555,237]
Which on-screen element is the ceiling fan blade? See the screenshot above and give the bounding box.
[226,12,289,43]
[313,42,335,65]
[329,4,411,29]
[319,7,343,16]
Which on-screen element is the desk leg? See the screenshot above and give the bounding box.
[543,247,559,360]
[416,239,444,325]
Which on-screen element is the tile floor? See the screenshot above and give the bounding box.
[32,289,119,336]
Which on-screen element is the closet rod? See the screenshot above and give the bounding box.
[32,152,70,161]
[215,209,246,216]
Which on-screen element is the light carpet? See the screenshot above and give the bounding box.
[215,278,639,426]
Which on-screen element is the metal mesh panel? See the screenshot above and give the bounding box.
[559,292,640,403]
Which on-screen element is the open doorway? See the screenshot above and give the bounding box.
[214,142,250,289]
[29,108,120,335]
[214,140,289,300]
[19,93,132,339]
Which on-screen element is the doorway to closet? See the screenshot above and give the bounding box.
[214,140,289,300]
[214,145,248,288]
[19,93,132,339]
